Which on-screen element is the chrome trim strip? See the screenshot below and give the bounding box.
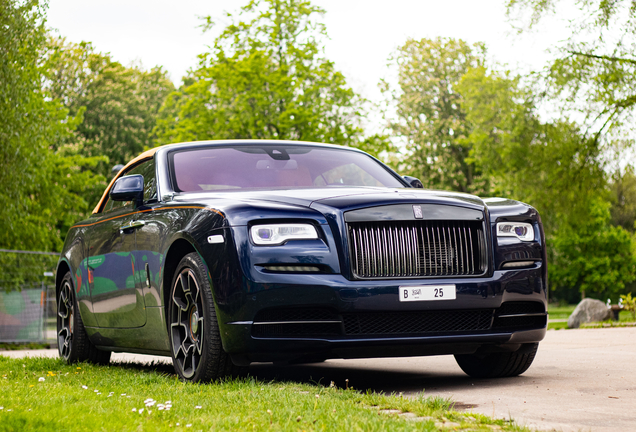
[497,313,547,318]
[253,320,342,325]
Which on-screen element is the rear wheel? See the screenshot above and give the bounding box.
[454,343,539,378]
[168,252,247,382]
[57,272,111,365]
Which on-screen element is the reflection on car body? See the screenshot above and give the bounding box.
[56,140,548,382]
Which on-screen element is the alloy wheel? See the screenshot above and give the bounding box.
[57,280,74,360]
[170,268,205,379]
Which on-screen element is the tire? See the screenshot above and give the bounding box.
[454,343,539,378]
[168,252,247,382]
[57,272,111,365]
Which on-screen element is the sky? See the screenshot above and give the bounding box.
[45,0,571,107]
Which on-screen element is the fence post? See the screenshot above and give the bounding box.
[41,279,46,342]
[43,271,55,345]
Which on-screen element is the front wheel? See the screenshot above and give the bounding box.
[454,343,539,378]
[57,272,111,365]
[168,252,246,382]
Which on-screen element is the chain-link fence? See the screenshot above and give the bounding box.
[0,249,58,344]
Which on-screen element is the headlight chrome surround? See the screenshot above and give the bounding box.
[250,223,318,246]
[496,222,534,242]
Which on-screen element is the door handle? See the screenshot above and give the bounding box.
[119,220,145,233]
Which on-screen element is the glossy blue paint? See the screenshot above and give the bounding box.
[58,140,549,363]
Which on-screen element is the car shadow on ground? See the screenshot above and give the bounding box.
[247,361,522,397]
[107,358,528,402]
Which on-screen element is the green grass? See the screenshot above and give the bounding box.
[547,304,575,330]
[0,356,529,432]
[547,321,569,330]
[0,342,52,351]
[547,303,636,330]
[547,304,576,320]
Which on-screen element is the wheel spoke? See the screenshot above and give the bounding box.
[170,266,205,379]
[57,282,74,361]
[58,290,69,319]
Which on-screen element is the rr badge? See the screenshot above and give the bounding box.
[413,205,423,219]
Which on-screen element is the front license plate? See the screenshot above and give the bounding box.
[398,285,456,302]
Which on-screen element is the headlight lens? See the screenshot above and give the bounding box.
[250,223,318,245]
[497,222,534,241]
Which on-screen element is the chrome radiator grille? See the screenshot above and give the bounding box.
[348,220,487,278]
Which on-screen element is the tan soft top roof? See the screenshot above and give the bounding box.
[92,147,160,214]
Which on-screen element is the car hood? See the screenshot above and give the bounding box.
[175,187,486,212]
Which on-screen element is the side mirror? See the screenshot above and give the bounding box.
[110,174,144,206]
[403,175,424,188]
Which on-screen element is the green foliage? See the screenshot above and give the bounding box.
[386,38,634,301]
[1,0,66,251]
[155,0,368,149]
[459,66,607,235]
[383,37,489,194]
[44,37,175,173]
[619,293,636,320]
[0,0,49,250]
[609,166,636,232]
[507,0,636,137]
[0,1,107,255]
[0,251,58,292]
[551,200,636,301]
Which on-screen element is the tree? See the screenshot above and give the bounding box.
[457,66,633,301]
[609,166,636,232]
[550,199,636,301]
[1,0,60,251]
[155,0,369,149]
[382,38,489,194]
[0,1,106,255]
[45,37,175,173]
[507,0,636,139]
[458,66,607,235]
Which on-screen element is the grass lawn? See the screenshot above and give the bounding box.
[547,304,575,330]
[547,304,575,321]
[0,356,529,432]
[547,303,636,330]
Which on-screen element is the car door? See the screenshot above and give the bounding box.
[87,167,147,328]
[125,159,166,309]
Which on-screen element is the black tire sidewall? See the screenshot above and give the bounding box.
[455,343,539,378]
[169,252,220,382]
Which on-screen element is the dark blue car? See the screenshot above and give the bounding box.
[56,140,547,382]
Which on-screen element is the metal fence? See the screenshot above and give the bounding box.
[0,249,58,344]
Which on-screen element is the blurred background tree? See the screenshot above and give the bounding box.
[507,0,636,136]
[2,0,636,302]
[382,38,489,194]
[154,0,386,155]
[44,37,175,207]
[0,0,102,252]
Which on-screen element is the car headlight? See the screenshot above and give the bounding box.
[496,222,534,241]
[250,223,318,245]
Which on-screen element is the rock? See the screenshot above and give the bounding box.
[567,298,611,328]
[378,409,401,415]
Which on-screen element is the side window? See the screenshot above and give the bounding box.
[126,159,157,203]
[101,159,157,214]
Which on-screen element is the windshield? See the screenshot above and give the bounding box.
[170,145,405,192]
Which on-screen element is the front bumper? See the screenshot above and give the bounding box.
[212,262,547,363]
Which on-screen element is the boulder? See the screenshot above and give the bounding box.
[567,298,611,328]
